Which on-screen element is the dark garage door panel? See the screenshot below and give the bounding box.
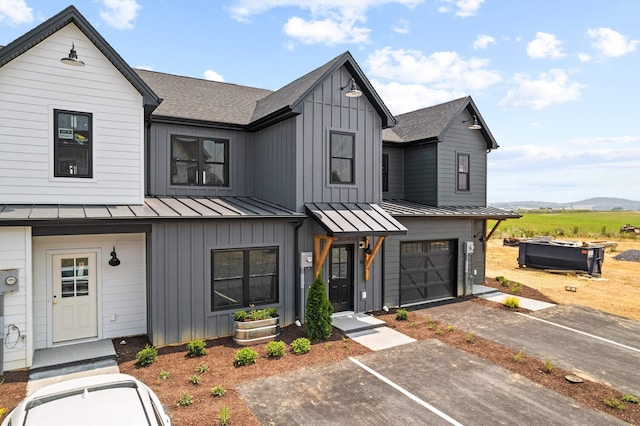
[400,240,456,304]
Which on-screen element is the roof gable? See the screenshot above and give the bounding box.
[251,51,396,130]
[0,6,160,115]
[383,96,498,150]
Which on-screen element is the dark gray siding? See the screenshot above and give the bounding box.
[403,144,437,205]
[298,67,383,210]
[252,118,297,210]
[437,114,487,206]
[473,219,487,283]
[148,123,254,197]
[382,145,404,199]
[383,217,476,307]
[148,219,297,345]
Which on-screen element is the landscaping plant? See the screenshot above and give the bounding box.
[265,340,286,358]
[234,347,258,366]
[291,337,311,355]
[135,344,158,367]
[395,308,408,321]
[305,274,333,340]
[187,339,207,357]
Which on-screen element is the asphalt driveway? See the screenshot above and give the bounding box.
[238,338,625,425]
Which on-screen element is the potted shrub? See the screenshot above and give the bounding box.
[232,304,280,346]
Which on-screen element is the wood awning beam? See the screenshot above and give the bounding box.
[314,234,336,278]
[364,236,385,281]
[485,219,504,241]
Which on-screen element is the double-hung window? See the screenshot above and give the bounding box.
[54,110,92,178]
[171,135,229,186]
[457,153,470,191]
[330,131,355,184]
[211,247,278,311]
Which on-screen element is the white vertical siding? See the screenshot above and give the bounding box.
[0,227,32,371]
[32,233,146,349]
[0,23,145,204]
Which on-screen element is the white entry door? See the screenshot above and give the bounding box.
[52,253,98,343]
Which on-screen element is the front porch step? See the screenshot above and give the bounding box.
[29,339,117,381]
[332,312,386,334]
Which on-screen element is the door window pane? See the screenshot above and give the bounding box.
[60,256,90,298]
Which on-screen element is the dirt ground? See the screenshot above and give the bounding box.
[485,237,640,321]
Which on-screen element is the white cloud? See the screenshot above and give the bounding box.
[0,0,33,26]
[283,16,370,45]
[437,0,484,17]
[473,34,495,50]
[527,32,565,59]
[392,19,410,34]
[100,0,141,30]
[499,69,584,110]
[578,53,592,63]
[204,69,225,82]
[366,47,501,91]
[371,79,465,115]
[586,27,639,58]
[227,0,423,45]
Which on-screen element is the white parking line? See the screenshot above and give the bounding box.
[349,356,464,426]
[517,313,640,354]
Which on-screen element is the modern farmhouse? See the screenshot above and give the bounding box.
[0,6,518,372]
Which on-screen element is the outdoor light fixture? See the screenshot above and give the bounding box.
[340,78,362,98]
[60,43,85,67]
[109,246,120,266]
[464,115,482,130]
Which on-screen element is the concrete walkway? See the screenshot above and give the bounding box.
[473,284,556,311]
[332,312,416,351]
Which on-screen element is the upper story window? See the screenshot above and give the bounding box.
[382,153,389,192]
[171,135,228,186]
[54,110,92,178]
[330,131,355,184]
[211,247,278,311]
[457,153,470,191]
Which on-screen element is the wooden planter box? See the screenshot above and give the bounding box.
[233,316,280,346]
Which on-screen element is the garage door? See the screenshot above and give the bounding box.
[400,240,456,305]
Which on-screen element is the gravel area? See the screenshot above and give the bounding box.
[613,249,640,262]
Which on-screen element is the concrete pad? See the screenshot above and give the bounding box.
[347,326,416,351]
[483,293,556,311]
[332,312,386,333]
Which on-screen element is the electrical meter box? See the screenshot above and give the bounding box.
[0,269,19,293]
[464,241,474,254]
[300,252,313,268]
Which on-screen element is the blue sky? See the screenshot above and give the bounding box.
[1,0,639,203]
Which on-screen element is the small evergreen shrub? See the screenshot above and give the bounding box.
[395,308,408,321]
[136,344,157,367]
[291,337,311,355]
[234,347,258,366]
[187,339,207,357]
[210,385,227,397]
[503,296,520,309]
[305,274,333,340]
[265,340,286,358]
[177,394,193,407]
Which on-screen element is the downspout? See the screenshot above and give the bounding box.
[145,118,152,195]
[293,219,304,322]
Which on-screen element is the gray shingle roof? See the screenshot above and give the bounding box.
[136,69,272,126]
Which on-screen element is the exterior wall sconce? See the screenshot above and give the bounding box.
[340,78,362,98]
[109,246,120,266]
[60,43,85,67]
[464,115,482,130]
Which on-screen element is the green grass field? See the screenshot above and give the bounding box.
[490,210,640,239]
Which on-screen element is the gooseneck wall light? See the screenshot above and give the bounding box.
[464,115,482,130]
[340,78,362,98]
[60,43,85,67]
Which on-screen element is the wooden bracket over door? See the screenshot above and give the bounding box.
[314,234,336,278]
[364,236,385,281]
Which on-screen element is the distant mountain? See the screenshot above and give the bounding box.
[489,197,640,211]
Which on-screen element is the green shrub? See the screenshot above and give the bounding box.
[513,351,523,363]
[210,385,227,397]
[465,332,475,343]
[159,371,170,380]
[291,337,311,355]
[305,274,333,340]
[510,282,522,293]
[603,397,627,410]
[395,308,408,321]
[266,307,278,318]
[195,364,209,374]
[503,296,520,309]
[234,347,258,366]
[219,406,231,426]
[136,344,157,367]
[190,375,201,385]
[542,357,554,373]
[177,394,193,407]
[233,310,247,321]
[496,276,510,287]
[0,407,7,418]
[446,325,455,332]
[187,339,207,357]
[265,340,286,358]
[621,394,638,404]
